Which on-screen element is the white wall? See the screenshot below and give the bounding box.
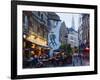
[68,32,79,47]
[0,0,99,80]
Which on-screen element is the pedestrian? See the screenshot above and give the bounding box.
[72,51,78,66]
[33,55,39,67]
[78,52,83,65]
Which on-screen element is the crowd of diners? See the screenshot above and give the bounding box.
[23,48,90,68]
[23,50,73,68]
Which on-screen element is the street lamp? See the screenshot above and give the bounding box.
[23,34,26,38]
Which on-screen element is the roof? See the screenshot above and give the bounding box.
[48,12,60,21]
[61,22,66,27]
[68,28,78,33]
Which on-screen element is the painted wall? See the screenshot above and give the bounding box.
[48,20,61,57]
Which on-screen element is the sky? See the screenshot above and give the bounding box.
[56,13,81,31]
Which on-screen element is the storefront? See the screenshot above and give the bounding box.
[23,33,50,57]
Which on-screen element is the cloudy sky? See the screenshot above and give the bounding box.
[56,13,81,31]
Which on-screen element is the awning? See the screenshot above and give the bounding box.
[24,38,51,49]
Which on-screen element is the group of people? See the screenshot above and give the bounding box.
[72,50,90,66]
[23,50,73,68]
[23,50,89,68]
[23,52,49,68]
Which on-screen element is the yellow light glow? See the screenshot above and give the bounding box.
[32,44,35,48]
[26,34,47,46]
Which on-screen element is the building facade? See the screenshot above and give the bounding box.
[67,28,78,48]
[23,11,50,57]
[78,14,90,58]
[67,16,79,48]
[78,23,83,49]
[82,14,90,48]
[78,14,90,52]
[47,12,61,57]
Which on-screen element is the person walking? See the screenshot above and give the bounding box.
[72,51,78,66]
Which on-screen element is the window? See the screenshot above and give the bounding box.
[24,16,28,28]
[34,20,38,33]
[70,36,73,40]
[39,26,44,37]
